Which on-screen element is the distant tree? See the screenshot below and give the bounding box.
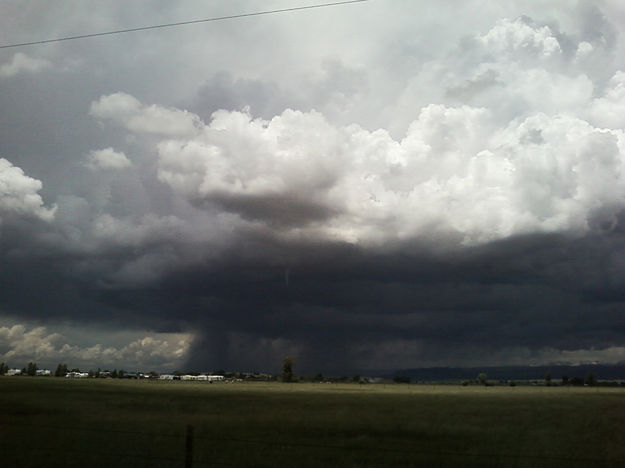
[477,373,487,386]
[27,362,37,376]
[111,369,118,378]
[562,375,569,386]
[585,372,597,386]
[0,362,7,375]
[54,363,68,377]
[545,372,552,386]
[393,376,411,384]
[118,370,125,378]
[352,375,360,383]
[282,356,294,382]
[314,373,324,382]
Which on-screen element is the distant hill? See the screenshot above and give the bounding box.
[384,364,625,382]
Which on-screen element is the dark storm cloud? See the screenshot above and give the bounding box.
[2,191,625,373]
[175,230,625,372]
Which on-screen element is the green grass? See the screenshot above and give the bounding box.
[1,378,624,467]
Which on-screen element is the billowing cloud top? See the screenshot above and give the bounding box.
[91,91,625,246]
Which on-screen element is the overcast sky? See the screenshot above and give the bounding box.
[2,0,625,374]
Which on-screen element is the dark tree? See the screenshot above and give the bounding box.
[0,362,7,375]
[54,363,68,377]
[545,372,552,386]
[477,373,487,386]
[585,372,597,386]
[393,376,411,384]
[27,362,37,376]
[562,375,569,385]
[111,369,118,378]
[282,356,294,382]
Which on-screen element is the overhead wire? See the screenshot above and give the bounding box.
[0,0,369,50]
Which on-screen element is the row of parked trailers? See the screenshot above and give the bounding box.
[6,369,51,376]
[159,374,225,381]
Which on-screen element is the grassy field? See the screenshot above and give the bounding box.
[1,378,624,467]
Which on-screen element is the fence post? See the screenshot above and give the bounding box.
[185,424,194,468]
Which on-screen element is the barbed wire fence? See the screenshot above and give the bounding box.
[0,420,622,467]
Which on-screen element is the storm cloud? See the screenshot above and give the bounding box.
[1,0,625,374]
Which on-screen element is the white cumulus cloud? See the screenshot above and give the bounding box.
[590,71,625,129]
[0,157,56,221]
[0,323,193,370]
[89,92,202,138]
[86,11,625,248]
[85,147,132,170]
[0,52,51,78]
[148,102,625,246]
[478,17,562,58]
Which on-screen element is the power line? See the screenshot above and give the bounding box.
[0,0,369,50]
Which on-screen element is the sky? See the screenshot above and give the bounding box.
[1,0,625,375]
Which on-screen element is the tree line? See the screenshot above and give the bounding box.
[0,362,40,376]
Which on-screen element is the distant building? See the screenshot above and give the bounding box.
[164,374,224,382]
[36,369,51,376]
[184,374,225,382]
[7,369,21,376]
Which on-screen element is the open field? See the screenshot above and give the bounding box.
[1,378,624,467]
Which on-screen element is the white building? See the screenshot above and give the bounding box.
[206,375,225,382]
[162,374,224,381]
